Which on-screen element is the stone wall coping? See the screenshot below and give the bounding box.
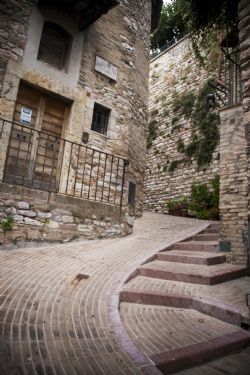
[150,34,189,63]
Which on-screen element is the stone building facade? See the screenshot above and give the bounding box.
[144,37,220,213]
[218,0,249,266]
[0,0,162,245]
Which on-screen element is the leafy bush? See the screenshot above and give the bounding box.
[165,176,220,220]
[0,215,14,232]
[166,196,189,216]
[188,176,220,220]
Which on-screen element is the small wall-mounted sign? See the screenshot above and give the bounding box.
[95,56,118,81]
[20,107,32,125]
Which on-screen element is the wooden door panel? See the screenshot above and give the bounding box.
[4,83,69,191]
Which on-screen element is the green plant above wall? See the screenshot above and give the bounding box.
[170,81,220,168]
[165,175,220,220]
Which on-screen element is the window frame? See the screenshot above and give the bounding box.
[37,21,72,72]
[91,103,111,136]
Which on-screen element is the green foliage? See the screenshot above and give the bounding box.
[171,116,179,126]
[166,196,189,213]
[172,92,196,119]
[178,0,238,35]
[147,120,158,149]
[177,0,238,68]
[151,1,187,51]
[165,176,220,220]
[152,0,238,68]
[150,109,159,117]
[211,174,220,207]
[177,138,185,153]
[188,176,220,220]
[171,82,220,169]
[163,163,169,172]
[185,136,199,158]
[168,160,179,172]
[0,215,14,232]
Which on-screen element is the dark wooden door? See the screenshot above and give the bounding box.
[4,83,69,191]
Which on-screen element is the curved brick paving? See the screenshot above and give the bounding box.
[0,213,209,375]
[120,303,240,356]
[120,219,250,374]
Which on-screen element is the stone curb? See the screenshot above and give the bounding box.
[150,331,250,374]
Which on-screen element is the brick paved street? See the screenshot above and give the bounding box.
[0,213,209,375]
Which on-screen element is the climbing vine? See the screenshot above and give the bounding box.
[147,120,158,149]
[168,81,220,169]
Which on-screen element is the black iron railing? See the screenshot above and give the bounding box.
[210,48,242,108]
[222,48,242,106]
[0,118,127,208]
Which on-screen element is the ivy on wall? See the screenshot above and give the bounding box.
[168,81,220,171]
[147,120,158,149]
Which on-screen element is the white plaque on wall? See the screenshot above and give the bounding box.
[20,107,32,125]
[95,56,118,81]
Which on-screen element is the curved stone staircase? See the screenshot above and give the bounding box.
[120,223,250,374]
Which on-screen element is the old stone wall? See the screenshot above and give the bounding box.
[0,184,133,246]
[0,0,152,242]
[143,37,220,213]
[219,105,248,265]
[79,0,152,215]
[0,0,35,93]
[239,0,250,244]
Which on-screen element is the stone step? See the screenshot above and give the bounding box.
[138,260,247,285]
[121,288,243,326]
[202,227,219,234]
[120,302,250,375]
[192,233,219,241]
[157,250,226,265]
[175,347,250,375]
[152,331,250,374]
[209,223,220,230]
[121,276,250,326]
[172,241,219,252]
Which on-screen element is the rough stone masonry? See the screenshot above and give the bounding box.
[0,0,161,245]
[144,37,220,213]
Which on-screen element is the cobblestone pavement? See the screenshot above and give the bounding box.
[0,213,209,375]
